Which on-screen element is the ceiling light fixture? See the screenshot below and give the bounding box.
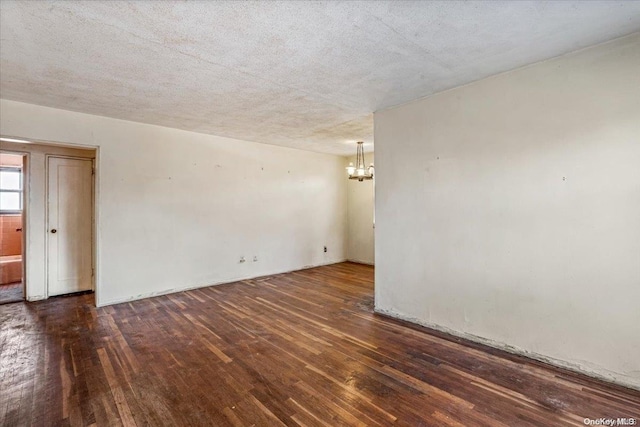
[346,141,374,181]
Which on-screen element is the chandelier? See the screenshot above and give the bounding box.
[346,141,374,181]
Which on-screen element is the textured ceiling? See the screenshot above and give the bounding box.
[1,1,639,155]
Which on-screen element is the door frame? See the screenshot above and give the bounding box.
[0,149,29,301]
[0,138,100,305]
[45,154,96,296]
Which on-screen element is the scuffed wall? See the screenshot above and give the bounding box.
[374,35,640,389]
[0,100,347,305]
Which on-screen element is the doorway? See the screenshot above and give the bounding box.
[0,152,26,304]
[0,139,97,304]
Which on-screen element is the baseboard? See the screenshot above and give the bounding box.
[97,259,348,307]
[346,259,375,266]
[375,307,640,392]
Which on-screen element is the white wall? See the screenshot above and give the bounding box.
[346,153,375,265]
[374,34,640,389]
[1,100,347,306]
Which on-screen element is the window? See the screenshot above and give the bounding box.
[0,168,23,213]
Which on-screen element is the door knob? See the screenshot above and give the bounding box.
[51,229,57,234]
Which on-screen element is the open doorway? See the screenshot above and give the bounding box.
[0,152,26,304]
[346,151,375,266]
[0,139,97,305]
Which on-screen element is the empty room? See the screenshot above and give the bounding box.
[1,1,639,426]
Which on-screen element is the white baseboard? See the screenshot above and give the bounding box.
[375,307,640,392]
[347,259,375,266]
[97,259,347,307]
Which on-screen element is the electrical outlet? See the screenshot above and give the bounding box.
[239,256,246,263]
[324,246,327,253]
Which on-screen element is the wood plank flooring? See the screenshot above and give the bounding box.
[1,262,639,426]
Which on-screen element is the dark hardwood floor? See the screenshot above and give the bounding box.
[1,262,639,426]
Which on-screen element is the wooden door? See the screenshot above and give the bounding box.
[47,157,93,296]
